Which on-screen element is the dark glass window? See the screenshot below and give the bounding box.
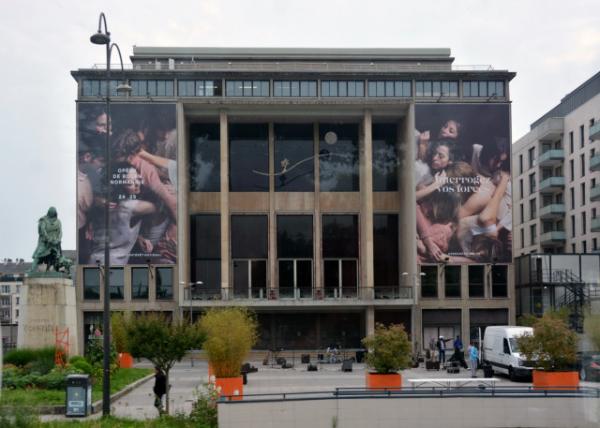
[420,265,437,298]
[322,215,358,258]
[468,265,484,297]
[131,267,149,299]
[190,215,221,291]
[319,124,359,191]
[190,123,220,192]
[231,215,268,258]
[374,214,399,287]
[83,268,100,300]
[445,266,461,298]
[156,267,173,300]
[178,80,222,97]
[462,81,505,98]
[372,124,398,191]
[131,80,174,97]
[321,81,364,97]
[273,81,317,97]
[229,124,269,191]
[368,81,411,97]
[82,80,120,97]
[274,124,314,191]
[492,265,508,297]
[225,81,269,97]
[109,268,124,300]
[277,215,313,258]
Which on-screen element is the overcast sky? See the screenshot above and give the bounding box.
[0,0,599,259]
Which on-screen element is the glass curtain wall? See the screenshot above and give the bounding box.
[277,215,313,298]
[372,124,398,191]
[319,124,359,191]
[229,124,269,191]
[190,214,221,298]
[189,123,220,192]
[274,124,314,191]
[322,215,359,298]
[373,214,399,297]
[231,215,268,298]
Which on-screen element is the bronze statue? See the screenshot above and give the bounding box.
[30,207,72,275]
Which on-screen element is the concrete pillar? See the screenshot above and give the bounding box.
[268,123,277,295]
[360,110,374,296]
[314,123,322,295]
[220,111,230,296]
[399,103,417,278]
[366,306,375,336]
[176,102,188,320]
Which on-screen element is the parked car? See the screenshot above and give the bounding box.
[482,326,535,381]
[578,353,600,382]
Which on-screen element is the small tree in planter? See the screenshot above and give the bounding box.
[362,323,411,389]
[516,313,579,389]
[199,308,258,399]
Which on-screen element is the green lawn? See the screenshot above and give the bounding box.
[0,368,153,407]
[40,415,207,427]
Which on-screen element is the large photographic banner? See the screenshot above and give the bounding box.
[415,104,511,264]
[77,103,177,265]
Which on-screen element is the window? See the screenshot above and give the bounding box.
[570,159,575,181]
[528,147,535,168]
[529,173,536,193]
[571,187,576,211]
[468,265,484,297]
[580,125,585,148]
[593,238,597,251]
[277,215,313,298]
[414,80,457,97]
[581,154,586,177]
[444,266,461,298]
[519,154,523,174]
[273,80,317,97]
[491,265,508,297]
[463,80,504,97]
[520,228,525,248]
[322,215,359,298]
[581,182,586,205]
[191,214,221,296]
[232,215,268,298]
[189,123,220,192]
[583,241,588,253]
[83,268,100,300]
[582,211,587,234]
[593,208,597,219]
[131,80,174,96]
[368,81,412,97]
[229,123,269,191]
[319,124,359,191]
[571,215,576,237]
[156,267,173,300]
[321,81,364,97]
[569,131,574,154]
[226,80,269,97]
[420,265,438,298]
[374,214,399,289]
[131,268,149,299]
[529,198,537,220]
[572,243,577,253]
[519,179,524,199]
[109,268,124,300]
[274,124,314,192]
[82,79,121,97]
[373,124,398,191]
[530,224,537,245]
[178,80,222,96]
[520,203,524,223]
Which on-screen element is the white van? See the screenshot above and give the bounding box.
[482,326,534,380]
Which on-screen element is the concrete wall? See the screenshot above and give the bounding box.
[219,396,600,428]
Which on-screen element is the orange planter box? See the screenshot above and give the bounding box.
[215,376,244,400]
[118,352,133,368]
[532,370,579,390]
[208,363,214,381]
[366,372,402,390]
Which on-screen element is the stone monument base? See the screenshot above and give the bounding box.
[17,276,79,355]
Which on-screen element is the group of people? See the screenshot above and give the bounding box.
[433,335,479,377]
[415,112,511,264]
[77,104,178,265]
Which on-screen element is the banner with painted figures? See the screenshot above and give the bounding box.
[77,103,177,265]
[415,104,511,264]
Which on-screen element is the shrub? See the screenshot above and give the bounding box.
[362,323,411,374]
[516,313,578,371]
[71,359,94,376]
[69,355,86,365]
[200,308,258,378]
[3,347,55,368]
[86,335,117,367]
[189,383,219,428]
[111,312,130,353]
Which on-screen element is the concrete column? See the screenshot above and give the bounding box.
[314,123,322,295]
[220,111,230,296]
[360,110,374,295]
[366,306,375,336]
[176,102,188,320]
[399,104,417,277]
[268,123,276,294]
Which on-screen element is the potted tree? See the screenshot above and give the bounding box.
[200,307,258,400]
[111,312,133,368]
[362,323,411,389]
[516,312,579,389]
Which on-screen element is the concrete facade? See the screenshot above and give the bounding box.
[72,48,515,352]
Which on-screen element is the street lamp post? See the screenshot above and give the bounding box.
[89,12,131,417]
[180,281,203,324]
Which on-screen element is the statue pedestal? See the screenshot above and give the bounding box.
[17,276,79,355]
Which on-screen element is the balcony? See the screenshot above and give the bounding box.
[592,217,600,232]
[591,122,600,141]
[538,176,565,193]
[540,231,566,246]
[592,185,600,202]
[537,149,564,167]
[534,117,564,141]
[539,203,566,219]
[591,154,600,172]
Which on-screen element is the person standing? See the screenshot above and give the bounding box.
[453,335,468,369]
[437,336,451,364]
[153,367,167,414]
[468,342,479,378]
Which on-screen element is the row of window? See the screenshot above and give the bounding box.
[81,78,506,98]
[421,265,508,298]
[83,267,173,301]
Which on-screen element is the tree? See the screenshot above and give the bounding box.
[361,323,411,374]
[584,311,600,351]
[124,313,204,413]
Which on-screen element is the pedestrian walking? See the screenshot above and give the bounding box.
[153,367,167,414]
[453,335,468,369]
[468,342,479,378]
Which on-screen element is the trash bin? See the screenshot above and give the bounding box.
[355,350,365,363]
[66,374,92,417]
